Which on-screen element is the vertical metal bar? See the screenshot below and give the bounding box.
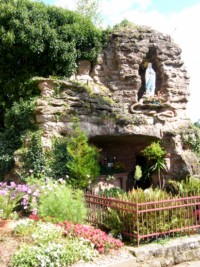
[146,202,148,243]
[135,195,139,246]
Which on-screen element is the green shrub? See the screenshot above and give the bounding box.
[20,130,46,178]
[134,165,142,181]
[45,123,100,188]
[19,122,100,187]
[66,123,100,189]
[46,136,70,179]
[142,142,167,189]
[0,98,36,178]
[37,179,88,223]
[13,219,36,238]
[112,19,138,31]
[166,177,200,196]
[103,207,123,237]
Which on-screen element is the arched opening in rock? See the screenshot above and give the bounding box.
[89,134,158,191]
[138,47,163,101]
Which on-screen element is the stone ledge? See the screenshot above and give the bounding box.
[127,235,200,267]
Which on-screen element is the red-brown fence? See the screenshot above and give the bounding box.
[84,192,200,246]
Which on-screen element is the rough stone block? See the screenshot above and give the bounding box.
[185,250,196,261]
[174,253,187,264]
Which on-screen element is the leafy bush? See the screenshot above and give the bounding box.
[142,142,167,189]
[166,177,200,196]
[46,136,70,179]
[103,207,123,237]
[65,123,100,189]
[36,179,88,223]
[112,19,138,31]
[21,123,100,188]
[0,98,36,178]
[142,141,166,160]
[20,130,46,178]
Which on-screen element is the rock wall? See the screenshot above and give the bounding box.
[34,25,200,183]
[128,235,200,267]
[92,26,189,126]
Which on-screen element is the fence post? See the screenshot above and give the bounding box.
[135,194,140,246]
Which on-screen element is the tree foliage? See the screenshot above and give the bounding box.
[0,0,104,177]
[0,0,103,127]
[75,0,102,26]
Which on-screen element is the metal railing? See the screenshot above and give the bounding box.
[84,192,200,246]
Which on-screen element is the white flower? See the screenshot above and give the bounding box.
[144,189,150,194]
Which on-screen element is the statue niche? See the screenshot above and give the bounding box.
[138,47,163,101]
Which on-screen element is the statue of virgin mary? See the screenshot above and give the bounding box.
[145,63,156,97]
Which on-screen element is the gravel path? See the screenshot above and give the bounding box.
[71,248,135,267]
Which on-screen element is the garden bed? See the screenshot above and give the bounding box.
[0,225,134,267]
[0,218,127,267]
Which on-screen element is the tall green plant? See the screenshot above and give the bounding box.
[142,142,167,189]
[37,180,88,223]
[66,124,100,189]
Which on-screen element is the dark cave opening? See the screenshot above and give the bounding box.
[89,134,158,191]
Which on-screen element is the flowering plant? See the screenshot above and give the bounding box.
[11,220,98,267]
[143,92,165,105]
[0,181,39,219]
[57,221,124,254]
[0,182,24,219]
